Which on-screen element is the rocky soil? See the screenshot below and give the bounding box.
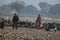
[0,26,60,40]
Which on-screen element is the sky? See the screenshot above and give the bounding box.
[0,0,60,10]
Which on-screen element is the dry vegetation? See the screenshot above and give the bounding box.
[0,26,60,40]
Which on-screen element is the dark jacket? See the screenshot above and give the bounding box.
[0,21,5,29]
[12,15,19,22]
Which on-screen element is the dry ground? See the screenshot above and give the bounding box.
[0,26,60,40]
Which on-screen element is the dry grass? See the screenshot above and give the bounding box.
[0,26,60,40]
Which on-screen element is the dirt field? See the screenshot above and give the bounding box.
[0,26,60,40]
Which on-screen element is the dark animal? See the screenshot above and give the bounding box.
[17,21,32,27]
[46,23,57,32]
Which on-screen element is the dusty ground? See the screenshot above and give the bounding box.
[0,26,60,40]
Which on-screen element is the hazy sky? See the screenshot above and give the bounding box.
[0,0,60,10]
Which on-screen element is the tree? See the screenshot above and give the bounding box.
[39,2,52,17]
[0,1,25,14]
[10,2,25,13]
[48,4,60,18]
[39,2,51,12]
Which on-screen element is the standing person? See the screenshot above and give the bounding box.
[12,13,19,29]
[36,14,41,28]
[0,19,5,29]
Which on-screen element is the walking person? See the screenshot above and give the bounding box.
[12,13,19,29]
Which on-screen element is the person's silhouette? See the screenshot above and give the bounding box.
[0,19,5,29]
[12,13,19,29]
[36,14,41,28]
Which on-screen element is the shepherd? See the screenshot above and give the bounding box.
[12,13,19,29]
[36,14,41,28]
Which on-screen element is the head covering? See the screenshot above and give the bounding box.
[14,13,16,15]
